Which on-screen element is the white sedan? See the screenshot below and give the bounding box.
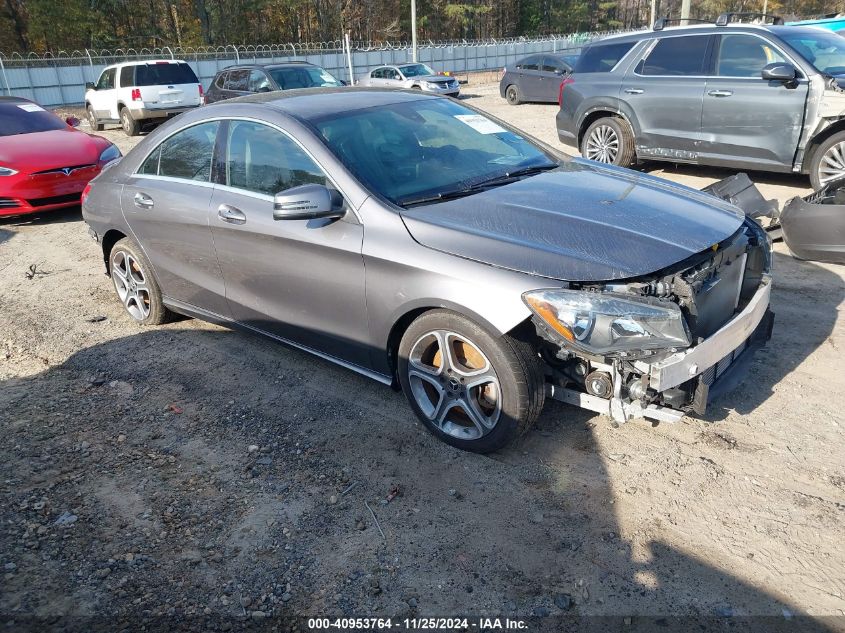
[358,63,460,96]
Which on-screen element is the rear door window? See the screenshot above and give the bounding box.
[574,42,635,73]
[139,121,220,182]
[519,56,540,70]
[248,70,271,92]
[135,62,198,86]
[225,69,250,91]
[119,66,135,88]
[637,35,711,75]
[214,72,227,89]
[541,57,566,73]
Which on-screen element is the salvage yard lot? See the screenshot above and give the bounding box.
[1,80,843,629]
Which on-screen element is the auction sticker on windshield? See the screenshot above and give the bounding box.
[454,114,506,135]
[17,103,45,112]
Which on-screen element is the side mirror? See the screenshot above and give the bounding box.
[257,86,271,93]
[273,184,345,221]
[65,116,80,127]
[554,68,564,75]
[85,82,95,90]
[762,62,796,82]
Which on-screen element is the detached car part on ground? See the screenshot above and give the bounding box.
[82,89,773,453]
[704,172,845,264]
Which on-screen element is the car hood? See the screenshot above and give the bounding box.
[415,75,454,83]
[399,160,745,282]
[0,129,102,173]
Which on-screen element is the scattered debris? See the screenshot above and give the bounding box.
[53,511,78,526]
[86,315,107,323]
[365,501,385,540]
[167,404,183,414]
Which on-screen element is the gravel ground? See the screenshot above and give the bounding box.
[1,82,843,632]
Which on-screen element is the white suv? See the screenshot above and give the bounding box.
[84,60,203,136]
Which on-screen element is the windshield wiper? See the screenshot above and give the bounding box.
[398,188,480,208]
[397,163,559,209]
[467,163,559,189]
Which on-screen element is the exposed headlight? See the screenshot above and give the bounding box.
[422,81,438,90]
[0,166,18,176]
[99,144,122,164]
[523,289,690,355]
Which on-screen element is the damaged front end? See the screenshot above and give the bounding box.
[526,219,774,425]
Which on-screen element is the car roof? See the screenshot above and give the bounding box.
[220,61,314,72]
[208,87,441,121]
[0,96,31,104]
[107,59,189,68]
[589,22,829,45]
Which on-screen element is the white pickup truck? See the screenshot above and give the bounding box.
[84,60,203,136]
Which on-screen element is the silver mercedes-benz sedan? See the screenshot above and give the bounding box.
[82,88,773,453]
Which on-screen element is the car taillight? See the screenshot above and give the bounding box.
[199,84,205,104]
[81,183,92,206]
[558,77,574,107]
[131,88,142,101]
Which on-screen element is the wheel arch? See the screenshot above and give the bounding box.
[384,302,534,386]
[577,107,636,148]
[804,118,845,173]
[101,229,128,273]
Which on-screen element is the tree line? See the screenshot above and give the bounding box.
[0,0,837,53]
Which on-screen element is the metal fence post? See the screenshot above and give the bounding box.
[0,57,10,95]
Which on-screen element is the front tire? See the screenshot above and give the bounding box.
[397,310,544,453]
[505,84,521,105]
[580,116,636,167]
[120,107,140,137]
[109,238,171,325]
[809,130,845,190]
[86,105,104,131]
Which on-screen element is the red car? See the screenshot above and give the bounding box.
[0,96,121,217]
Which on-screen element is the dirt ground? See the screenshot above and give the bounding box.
[1,81,844,632]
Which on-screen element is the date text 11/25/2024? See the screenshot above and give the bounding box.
[307,618,528,630]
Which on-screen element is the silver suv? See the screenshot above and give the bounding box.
[556,14,845,189]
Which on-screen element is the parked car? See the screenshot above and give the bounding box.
[205,62,345,103]
[0,97,120,217]
[358,63,460,96]
[500,52,579,104]
[82,88,773,453]
[556,14,845,189]
[84,60,203,137]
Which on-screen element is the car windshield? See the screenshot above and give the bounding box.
[135,62,198,86]
[399,63,436,78]
[0,102,67,136]
[312,98,558,206]
[269,66,343,89]
[781,31,845,76]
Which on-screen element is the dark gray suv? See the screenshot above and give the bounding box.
[557,16,845,188]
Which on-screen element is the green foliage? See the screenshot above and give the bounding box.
[1,0,840,53]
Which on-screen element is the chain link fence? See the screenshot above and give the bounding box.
[0,31,628,108]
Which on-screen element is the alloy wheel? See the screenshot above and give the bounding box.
[407,330,501,440]
[122,111,132,134]
[584,124,619,163]
[506,86,518,104]
[818,141,845,186]
[111,250,151,321]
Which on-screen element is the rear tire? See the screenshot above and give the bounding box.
[120,107,140,137]
[86,105,104,131]
[580,116,636,168]
[109,238,171,325]
[505,84,521,105]
[809,130,845,190]
[397,310,544,453]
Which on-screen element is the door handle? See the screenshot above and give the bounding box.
[133,192,154,209]
[708,90,733,97]
[624,88,644,94]
[217,204,246,225]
